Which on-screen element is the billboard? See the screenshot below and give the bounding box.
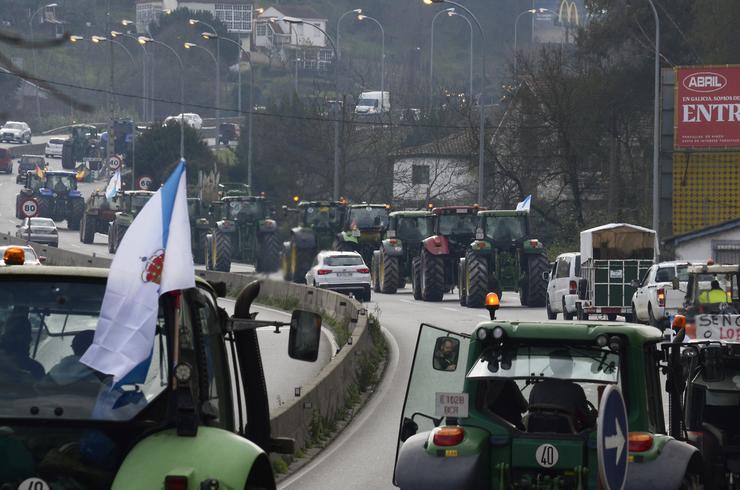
[675,65,740,149]
[533,0,586,45]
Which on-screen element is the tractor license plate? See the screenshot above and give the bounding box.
[696,314,740,341]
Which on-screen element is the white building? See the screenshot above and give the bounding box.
[253,5,332,70]
[666,218,740,263]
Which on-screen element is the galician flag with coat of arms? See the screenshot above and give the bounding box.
[81,159,195,382]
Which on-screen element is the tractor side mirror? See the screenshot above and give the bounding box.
[38,256,47,264]
[672,277,680,290]
[288,310,322,362]
[542,271,549,282]
[432,336,460,372]
[400,417,418,442]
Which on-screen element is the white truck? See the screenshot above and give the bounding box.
[630,261,690,328]
[354,91,390,116]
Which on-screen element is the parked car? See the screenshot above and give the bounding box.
[0,147,11,173]
[0,121,32,143]
[631,261,690,328]
[218,122,240,145]
[305,250,372,301]
[164,113,202,130]
[16,217,59,247]
[0,245,44,265]
[545,252,581,319]
[45,137,67,158]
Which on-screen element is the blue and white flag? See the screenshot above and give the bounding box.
[81,159,195,382]
[515,195,532,212]
[105,169,121,200]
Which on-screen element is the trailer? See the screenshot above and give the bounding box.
[575,223,657,321]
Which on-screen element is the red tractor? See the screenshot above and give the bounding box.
[411,206,481,302]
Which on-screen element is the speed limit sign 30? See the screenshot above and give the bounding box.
[21,198,39,218]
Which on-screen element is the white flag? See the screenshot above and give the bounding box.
[81,159,195,382]
[515,195,532,212]
[105,169,121,199]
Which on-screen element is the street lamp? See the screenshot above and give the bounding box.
[184,42,219,147]
[357,14,385,110]
[336,8,362,59]
[423,0,487,204]
[112,30,148,123]
[513,8,550,77]
[189,19,220,131]
[202,32,257,188]
[448,11,473,102]
[138,36,185,160]
[29,3,58,122]
[429,7,454,107]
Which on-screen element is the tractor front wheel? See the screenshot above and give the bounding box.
[421,250,444,302]
[525,254,548,307]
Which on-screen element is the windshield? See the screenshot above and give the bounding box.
[23,157,44,166]
[325,255,364,266]
[29,218,55,228]
[655,265,689,283]
[467,344,620,384]
[438,214,477,235]
[395,216,433,241]
[358,98,378,107]
[303,205,343,228]
[484,216,527,242]
[4,123,23,130]
[46,174,76,191]
[347,207,389,230]
[225,200,263,220]
[0,278,168,421]
[691,273,739,303]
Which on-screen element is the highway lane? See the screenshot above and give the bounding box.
[280,288,546,490]
[0,134,67,151]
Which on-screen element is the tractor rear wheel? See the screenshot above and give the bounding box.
[212,230,232,272]
[67,198,84,230]
[411,257,422,300]
[421,250,444,302]
[525,254,548,307]
[379,251,400,294]
[256,232,281,273]
[465,253,489,308]
[37,197,51,219]
[80,214,96,244]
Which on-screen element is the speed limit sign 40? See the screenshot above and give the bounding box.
[21,198,39,218]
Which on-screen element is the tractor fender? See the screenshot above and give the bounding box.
[291,227,317,249]
[422,235,449,256]
[216,220,236,233]
[112,427,269,490]
[258,219,277,233]
[466,240,491,255]
[626,438,702,489]
[381,238,404,256]
[339,230,359,245]
[395,431,488,490]
[68,189,82,198]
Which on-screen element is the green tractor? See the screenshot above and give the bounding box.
[61,124,100,170]
[371,210,434,294]
[15,170,85,230]
[80,191,121,244]
[394,302,704,489]
[0,267,323,489]
[281,201,347,283]
[203,186,281,273]
[107,191,154,254]
[334,203,391,266]
[187,197,211,265]
[458,209,549,308]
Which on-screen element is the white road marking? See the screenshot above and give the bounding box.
[442,307,458,312]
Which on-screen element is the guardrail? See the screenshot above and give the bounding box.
[4,233,376,458]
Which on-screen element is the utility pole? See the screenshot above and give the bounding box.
[107,0,114,161]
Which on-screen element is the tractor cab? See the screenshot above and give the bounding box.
[683,264,740,322]
[121,191,154,217]
[42,171,79,195]
[431,206,480,250]
[220,196,268,223]
[336,204,391,265]
[395,320,703,489]
[298,201,346,232]
[480,210,529,245]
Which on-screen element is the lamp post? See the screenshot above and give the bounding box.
[429,7,455,108]
[514,9,543,77]
[646,0,661,236]
[336,8,362,60]
[201,32,256,188]
[29,3,58,122]
[447,11,473,102]
[189,19,220,129]
[138,36,185,159]
[278,17,341,200]
[184,42,219,147]
[294,57,301,92]
[424,0,487,204]
[356,14,385,110]
[111,30,148,121]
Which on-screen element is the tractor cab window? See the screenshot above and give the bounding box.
[304,206,342,228]
[348,207,389,230]
[438,214,477,236]
[226,200,263,220]
[396,216,433,241]
[484,216,527,243]
[690,273,739,305]
[46,174,76,192]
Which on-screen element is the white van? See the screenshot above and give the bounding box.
[545,252,581,320]
[354,91,390,115]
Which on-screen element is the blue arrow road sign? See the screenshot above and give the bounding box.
[597,385,628,490]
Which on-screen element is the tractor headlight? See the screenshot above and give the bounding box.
[476,327,488,340]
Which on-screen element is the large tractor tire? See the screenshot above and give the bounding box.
[80,214,96,244]
[288,240,313,283]
[212,230,232,273]
[411,257,422,300]
[281,245,292,282]
[256,232,281,273]
[68,198,84,230]
[379,251,400,294]
[37,197,52,219]
[371,252,381,292]
[421,250,445,302]
[525,254,549,307]
[465,253,489,308]
[458,261,467,306]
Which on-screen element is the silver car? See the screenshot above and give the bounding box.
[16,217,59,247]
[305,251,371,302]
[1,121,32,144]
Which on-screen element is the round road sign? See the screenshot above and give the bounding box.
[137,175,153,190]
[107,155,122,171]
[597,385,628,490]
[21,198,38,218]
